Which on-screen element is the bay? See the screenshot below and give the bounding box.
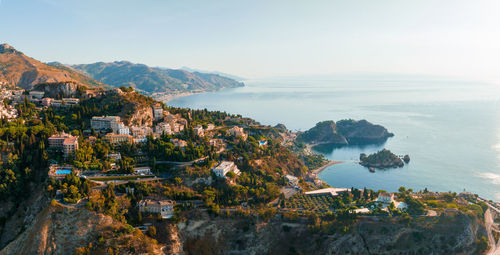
[168,77,500,201]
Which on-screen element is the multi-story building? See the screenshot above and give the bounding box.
[104,133,134,145]
[51,98,80,107]
[152,103,163,121]
[155,122,172,135]
[212,161,241,178]
[91,116,121,130]
[137,199,175,219]
[48,133,79,156]
[112,122,130,135]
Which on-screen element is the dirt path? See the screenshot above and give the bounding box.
[485,209,500,255]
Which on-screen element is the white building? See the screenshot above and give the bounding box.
[284,174,299,185]
[376,192,395,203]
[212,161,241,178]
[29,91,44,100]
[133,167,152,175]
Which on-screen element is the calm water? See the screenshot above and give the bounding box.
[169,77,500,201]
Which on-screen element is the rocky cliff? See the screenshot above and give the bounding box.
[161,210,485,255]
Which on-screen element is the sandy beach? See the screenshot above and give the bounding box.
[312,160,343,175]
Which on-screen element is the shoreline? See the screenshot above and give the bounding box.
[312,160,343,175]
[154,92,197,103]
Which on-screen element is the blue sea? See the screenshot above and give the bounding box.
[168,76,500,201]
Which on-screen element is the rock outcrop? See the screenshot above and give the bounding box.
[297,119,393,145]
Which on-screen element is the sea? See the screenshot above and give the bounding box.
[168,76,500,201]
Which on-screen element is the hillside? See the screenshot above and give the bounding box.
[72,61,244,95]
[0,44,102,90]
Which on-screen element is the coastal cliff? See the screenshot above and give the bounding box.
[297,119,393,146]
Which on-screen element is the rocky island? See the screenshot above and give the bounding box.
[296,119,394,146]
[360,149,405,169]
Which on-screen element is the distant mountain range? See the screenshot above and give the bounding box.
[70,61,244,95]
[0,44,244,96]
[0,44,102,89]
[180,66,246,81]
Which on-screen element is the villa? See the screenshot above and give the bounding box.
[212,161,241,178]
[376,192,395,203]
[284,174,299,185]
[137,199,175,219]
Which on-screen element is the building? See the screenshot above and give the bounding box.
[48,133,79,156]
[107,152,122,160]
[133,167,152,175]
[305,187,349,197]
[171,139,187,147]
[130,126,153,138]
[228,126,247,140]
[104,133,133,145]
[112,123,130,135]
[152,103,163,121]
[284,174,299,185]
[137,199,175,219]
[155,122,172,135]
[194,125,204,137]
[376,192,395,203]
[206,124,215,130]
[212,161,241,178]
[29,91,45,100]
[91,116,121,130]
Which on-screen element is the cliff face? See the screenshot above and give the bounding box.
[0,205,163,255]
[162,211,484,255]
[297,119,393,145]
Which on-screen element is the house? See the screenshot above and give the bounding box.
[305,187,349,197]
[91,116,121,130]
[152,103,163,121]
[133,167,152,175]
[206,124,215,130]
[376,192,395,203]
[138,199,175,219]
[353,208,371,214]
[48,133,79,156]
[212,161,241,178]
[284,174,299,185]
[228,126,247,140]
[171,139,187,147]
[104,133,134,145]
[194,125,204,137]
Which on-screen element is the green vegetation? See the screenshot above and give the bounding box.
[360,149,404,169]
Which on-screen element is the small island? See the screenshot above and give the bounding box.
[360,149,405,169]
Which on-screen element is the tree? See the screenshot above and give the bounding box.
[147,226,157,237]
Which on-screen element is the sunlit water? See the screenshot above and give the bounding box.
[169,77,500,201]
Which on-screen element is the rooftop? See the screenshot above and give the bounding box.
[305,187,349,196]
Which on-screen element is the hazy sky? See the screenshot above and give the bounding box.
[1,0,500,80]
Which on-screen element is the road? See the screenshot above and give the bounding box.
[485,209,500,255]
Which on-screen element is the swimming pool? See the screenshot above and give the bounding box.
[55,170,71,175]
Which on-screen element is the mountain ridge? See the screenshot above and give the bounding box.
[71,61,244,96]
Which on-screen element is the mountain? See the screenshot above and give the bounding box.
[72,61,244,95]
[180,66,246,81]
[0,44,102,90]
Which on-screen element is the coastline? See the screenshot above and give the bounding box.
[154,92,197,103]
[312,160,343,175]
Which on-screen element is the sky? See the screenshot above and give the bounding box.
[1,0,500,81]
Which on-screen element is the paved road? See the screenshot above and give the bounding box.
[485,209,500,255]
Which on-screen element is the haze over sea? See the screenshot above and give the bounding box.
[169,75,500,201]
